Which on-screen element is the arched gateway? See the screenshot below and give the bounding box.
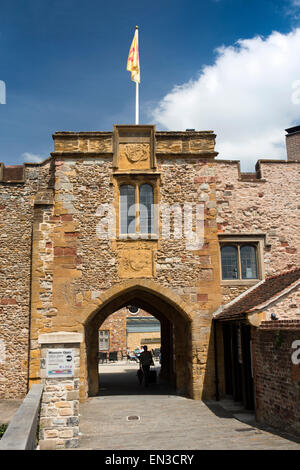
[28,124,222,402]
[82,280,193,397]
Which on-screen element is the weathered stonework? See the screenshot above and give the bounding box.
[261,284,300,321]
[38,333,81,450]
[119,143,150,169]
[215,160,300,304]
[118,248,153,278]
[0,125,299,404]
[25,126,223,401]
[0,161,52,398]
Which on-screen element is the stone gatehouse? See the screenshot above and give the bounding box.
[0,124,299,403]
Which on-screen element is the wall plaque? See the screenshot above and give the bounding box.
[46,348,74,378]
[118,248,153,278]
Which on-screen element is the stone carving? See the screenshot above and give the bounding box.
[55,281,76,307]
[118,249,153,278]
[121,144,149,163]
[118,143,150,169]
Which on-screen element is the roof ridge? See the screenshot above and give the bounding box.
[214,266,300,321]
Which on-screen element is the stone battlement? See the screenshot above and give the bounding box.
[52,128,217,157]
[1,126,300,185]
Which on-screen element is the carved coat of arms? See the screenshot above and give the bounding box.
[120,144,149,164]
[119,249,153,278]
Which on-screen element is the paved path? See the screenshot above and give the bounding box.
[0,400,22,424]
[78,362,300,450]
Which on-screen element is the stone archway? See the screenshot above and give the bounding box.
[80,280,193,400]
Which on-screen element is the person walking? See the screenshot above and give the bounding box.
[138,345,154,387]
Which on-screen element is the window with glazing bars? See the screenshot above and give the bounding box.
[99,330,110,350]
[120,183,154,235]
[221,244,258,280]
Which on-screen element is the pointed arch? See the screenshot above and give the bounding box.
[80,279,194,327]
[80,279,194,398]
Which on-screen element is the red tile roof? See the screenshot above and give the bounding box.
[214,267,300,321]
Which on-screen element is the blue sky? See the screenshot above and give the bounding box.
[1,0,300,169]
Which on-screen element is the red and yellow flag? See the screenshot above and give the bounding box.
[127,27,140,83]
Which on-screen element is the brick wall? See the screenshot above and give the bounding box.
[99,310,127,353]
[286,131,300,162]
[252,321,300,436]
[99,308,156,354]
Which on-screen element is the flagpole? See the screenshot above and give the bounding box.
[135,26,139,125]
[136,81,139,125]
[127,25,140,125]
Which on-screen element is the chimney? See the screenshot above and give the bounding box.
[285,125,300,161]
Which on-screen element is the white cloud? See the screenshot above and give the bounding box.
[22,152,44,163]
[286,0,300,19]
[151,29,300,170]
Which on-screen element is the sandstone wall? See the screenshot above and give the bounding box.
[28,129,221,400]
[0,161,52,398]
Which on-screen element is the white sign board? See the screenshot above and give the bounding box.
[46,349,74,378]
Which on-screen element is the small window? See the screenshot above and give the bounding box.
[139,184,154,234]
[120,184,135,234]
[240,245,258,279]
[119,182,156,237]
[99,330,110,351]
[221,243,259,280]
[221,246,238,280]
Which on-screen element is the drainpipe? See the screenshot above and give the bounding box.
[213,320,220,401]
